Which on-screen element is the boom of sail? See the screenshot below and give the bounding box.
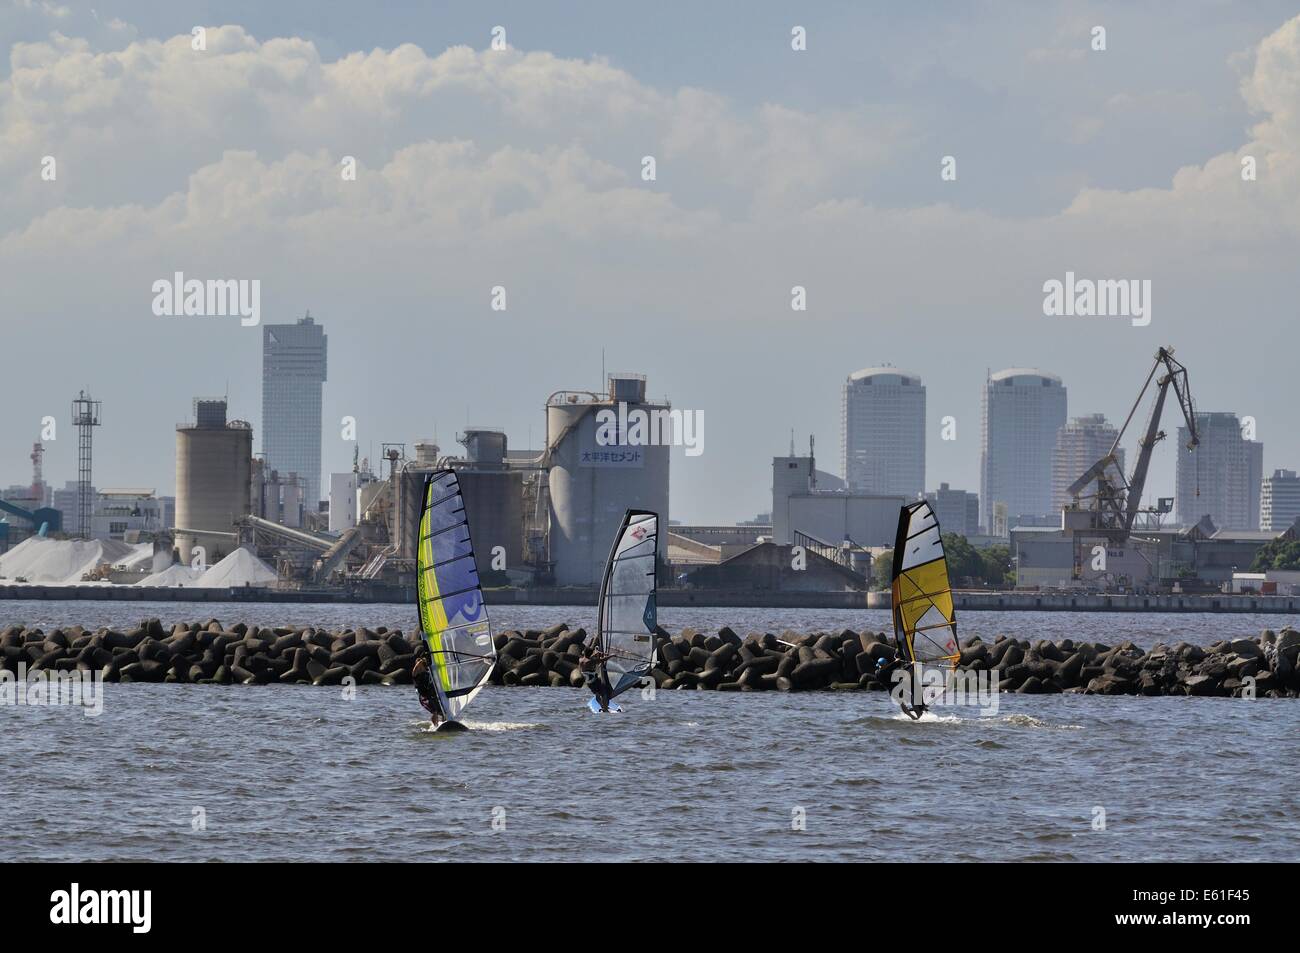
[597,509,659,699]
[416,469,496,721]
[890,500,960,679]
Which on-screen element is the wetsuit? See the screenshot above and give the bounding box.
[579,651,613,711]
[875,657,905,688]
[879,657,924,717]
[413,659,446,723]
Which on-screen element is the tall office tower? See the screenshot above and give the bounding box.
[840,367,925,498]
[980,369,1067,534]
[1175,412,1263,530]
[262,314,328,507]
[1246,440,1264,531]
[1052,414,1125,513]
[1260,469,1300,532]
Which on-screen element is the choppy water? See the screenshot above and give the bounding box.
[3,601,1298,862]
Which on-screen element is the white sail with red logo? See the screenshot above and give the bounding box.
[596,509,659,699]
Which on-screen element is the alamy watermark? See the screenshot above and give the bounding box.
[152,272,261,326]
[595,402,704,457]
[50,884,151,933]
[0,665,103,716]
[889,666,1000,716]
[1043,271,1150,327]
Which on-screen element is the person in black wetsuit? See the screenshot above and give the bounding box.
[876,655,923,717]
[578,638,614,711]
[412,642,446,727]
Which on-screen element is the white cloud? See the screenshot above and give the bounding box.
[1,17,1298,520]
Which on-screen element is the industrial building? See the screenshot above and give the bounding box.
[840,366,925,497]
[338,374,672,592]
[262,313,327,508]
[980,368,1067,534]
[1175,412,1263,530]
[0,500,61,552]
[686,542,867,592]
[544,374,670,586]
[772,453,902,550]
[175,398,254,563]
[455,429,525,579]
[50,481,88,539]
[1013,520,1282,591]
[926,483,979,537]
[1260,469,1300,532]
[90,489,174,541]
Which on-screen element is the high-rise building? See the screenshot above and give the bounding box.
[840,367,925,498]
[262,314,327,507]
[980,368,1067,534]
[1247,440,1264,531]
[1175,412,1263,530]
[52,480,92,537]
[1052,414,1125,513]
[926,483,980,537]
[1260,469,1300,532]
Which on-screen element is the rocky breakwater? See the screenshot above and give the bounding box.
[0,619,421,686]
[495,624,1300,697]
[2,620,1298,698]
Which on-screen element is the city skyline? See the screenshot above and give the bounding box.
[2,4,1298,524]
[3,350,1291,529]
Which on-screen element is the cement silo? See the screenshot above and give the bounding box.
[175,399,253,563]
[546,374,670,586]
[456,428,524,578]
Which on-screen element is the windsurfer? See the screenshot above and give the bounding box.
[412,642,446,727]
[877,655,924,718]
[579,639,614,712]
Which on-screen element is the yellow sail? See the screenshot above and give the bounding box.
[890,500,960,668]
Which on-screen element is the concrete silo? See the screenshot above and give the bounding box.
[175,399,253,564]
[455,428,524,579]
[546,374,670,586]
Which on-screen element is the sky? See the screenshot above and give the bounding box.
[1,1,1297,524]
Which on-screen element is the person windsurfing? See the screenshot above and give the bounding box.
[876,655,924,719]
[412,642,446,727]
[579,637,614,712]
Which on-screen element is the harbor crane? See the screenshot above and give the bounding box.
[1064,346,1199,545]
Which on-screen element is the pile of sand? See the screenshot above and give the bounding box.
[194,547,277,588]
[119,543,157,571]
[0,536,141,585]
[136,563,204,587]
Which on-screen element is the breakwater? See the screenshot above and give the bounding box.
[4,584,1297,612]
[4,619,1297,698]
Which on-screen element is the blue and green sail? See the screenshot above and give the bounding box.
[416,470,496,721]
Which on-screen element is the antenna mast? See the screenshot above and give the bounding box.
[71,390,102,539]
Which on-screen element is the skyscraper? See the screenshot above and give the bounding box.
[1260,469,1300,532]
[1175,412,1263,530]
[262,314,328,507]
[840,367,925,498]
[1052,414,1125,513]
[980,368,1067,533]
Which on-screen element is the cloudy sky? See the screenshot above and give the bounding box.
[1,1,1297,523]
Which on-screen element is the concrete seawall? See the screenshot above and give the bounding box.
[4,619,1297,698]
[2,584,1298,613]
